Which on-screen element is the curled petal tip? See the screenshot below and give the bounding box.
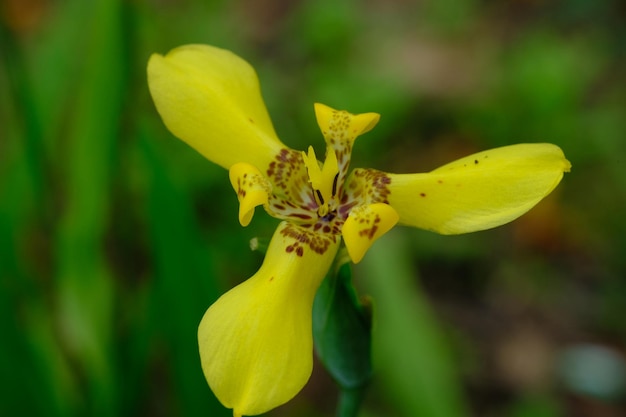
[351,111,380,136]
[229,163,270,227]
[564,158,572,173]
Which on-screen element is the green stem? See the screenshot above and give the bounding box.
[337,386,367,417]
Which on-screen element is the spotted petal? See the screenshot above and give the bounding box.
[229,162,271,227]
[198,221,340,417]
[386,143,571,234]
[147,44,285,170]
[314,103,380,145]
[313,103,381,195]
[342,203,399,263]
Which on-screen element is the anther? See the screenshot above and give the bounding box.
[315,190,325,206]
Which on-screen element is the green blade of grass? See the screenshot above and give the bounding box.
[0,185,75,417]
[54,0,126,415]
[139,124,230,417]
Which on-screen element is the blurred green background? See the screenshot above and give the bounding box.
[1,0,625,416]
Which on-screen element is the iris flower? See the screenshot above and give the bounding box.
[147,44,570,417]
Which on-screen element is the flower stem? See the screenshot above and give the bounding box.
[337,386,366,417]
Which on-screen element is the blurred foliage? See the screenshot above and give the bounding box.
[1,0,625,416]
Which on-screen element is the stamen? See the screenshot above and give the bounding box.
[301,145,340,216]
[315,190,325,206]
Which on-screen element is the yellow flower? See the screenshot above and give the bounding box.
[147,44,571,416]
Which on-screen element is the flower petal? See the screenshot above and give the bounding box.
[147,44,285,170]
[314,103,380,142]
[229,162,271,226]
[198,221,340,416]
[342,203,399,263]
[313,104,380,195]
[386,143,571,234]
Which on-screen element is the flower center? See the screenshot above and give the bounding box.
[229,104,384,235]
[227,103,400,264]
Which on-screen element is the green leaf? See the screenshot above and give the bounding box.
[313,259,373,391]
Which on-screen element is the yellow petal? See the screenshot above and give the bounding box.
[229,163,271,226]
[386,143,571,234]
[314,103,380,145]
[198,221,340,416]
[147,44,285,170]
[342,203,399,264]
